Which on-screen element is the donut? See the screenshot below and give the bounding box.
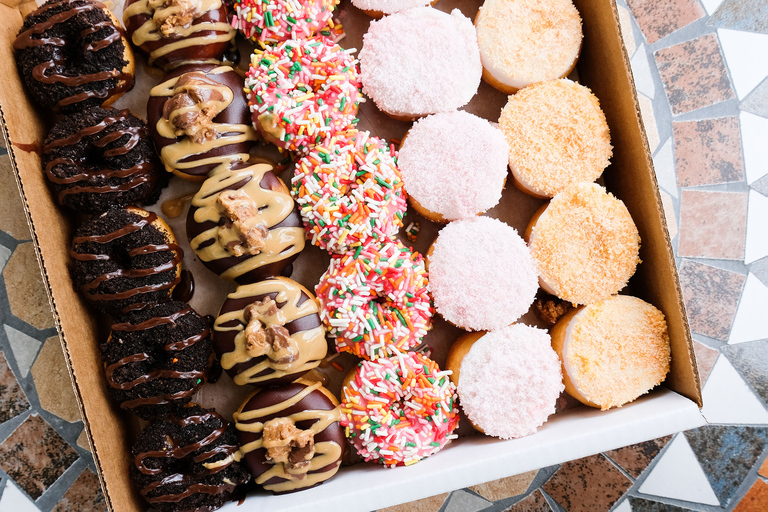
[233,380,345,493]
[550,295,671,410]
[475,0,583,93]
[213,277,328,386]
[427,217,537,331]
[340,352,459,467]
[446,324,563,439]
[499,79,612,198]
[71,206,183,314]
[14,0,135,113]
[244,37,362,152]
[525,183,640,305]
[315,239,433,360]
[231,0,339,46]
[123,0,235,70]
[131,404,251,512]
[398,111,509,222]
[42,107,163,214]
[148,63,259,181]
[186,161,306,283]
[291,130,407,253]
[102,301,212,419]
[359,7,481,121]
[351,0,436,18]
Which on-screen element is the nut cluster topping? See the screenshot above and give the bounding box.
[162,71,231,144]
[244,298,299,364]
[154,0,203,37]
[262,417,315,478]
[217,190,270,257]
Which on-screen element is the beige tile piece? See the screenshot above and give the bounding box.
[469,471,538,501]
[378,493,449,512]
[637,93,660,153]
[660,190,678,240]
[0,155,31,240]
[76,429,91,452]
[617,5,637,57]
[31,335,81,423]
[3,242,54,329]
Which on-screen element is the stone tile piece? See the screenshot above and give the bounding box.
[0,350,30,423]
[717,29,768,99]
[673,117,744,187]
[0,481,40,512]
[604,436,672,479]
[678,190,747,260]
[701,355,768,424]
[638,93,660,153]
[710,0,768,35]
[626,0,705,44]
[504,489,552,512]
[628,496,697,511]
[0,243,10,272]
[542,454,631,512]
[469,471,537,501]
[31,336,81,423]
[76,429,92,452]
[660,191,677,240]
[721,340,768,405]
[3,242,55,330]
[742,111,768,185]
[443,490,491,512]
[729,274,768,344]
[3,324,42,378]
[685,425,768,506]
[692,339,719,385]
[745,190,768,265]
[734,479,768,512]
[655,34,734,115]
[753,257,768,289]
[678,260,745,341]
[741,78,768,118]
[51,468,106,512]
[617,5,637,57]
[0,155,31,240]
[754,175,768,198]
[378,493,449,512]
[0,414,79,499]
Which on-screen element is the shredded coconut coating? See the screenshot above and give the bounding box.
[352,0,431,15]
[476,0,582,90]
[231,0,339,45]
[499,79,612,197]
[563,296,671,410]
[529,183,640,305]
[341,352,459,467]
[245,37,362,152]
[292,131,407,253]
[316,240,433,360]
[399,111,509,220]
[428,217,538,331]
[359,7,482,117]
[458,324,563,439]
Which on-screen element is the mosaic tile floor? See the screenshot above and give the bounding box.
[0,1,767,511]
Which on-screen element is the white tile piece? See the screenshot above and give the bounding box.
[701,354,768,424]
[653,138,678,198]
[638,434,720,506]
[0,481,40,512]
[729,274,768,344]
[3,324,42,378]
[613,498,632,512]
[631,44,655,99]
[718,29,768,99]
[702,0,725,15]
[0,244,11,272]
[638,94,660,153]
[660,190,678,240]
[745,190,768,265]
[742,112,768,184]
[617,5,637,58]
[443,490,490,512]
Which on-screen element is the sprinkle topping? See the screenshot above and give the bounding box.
[231,0,340,45]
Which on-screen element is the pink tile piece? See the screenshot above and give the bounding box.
[674,117,745,187]
[51,469,105,512]
[679,260,745,341]
[504,489,552,512]
[542,454,631,512]
[604,436,672,479]
[693,339,720,384]
[678,190,747,260]
[627,0,705,44]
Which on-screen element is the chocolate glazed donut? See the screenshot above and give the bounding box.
[147,63,259,181]
[186,160,306,283]
[233,380,346,494]
[213,277,328,386]
[14,0,135,113]
[123,0,235,70]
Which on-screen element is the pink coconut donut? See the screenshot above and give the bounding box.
[399,111,509,222]
[427,217,538,331]
[359,7,482,120]
[231,0,340,46]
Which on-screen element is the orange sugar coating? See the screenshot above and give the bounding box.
[563,295,671,410]
[529,183,640,305]
[499,79,612,198]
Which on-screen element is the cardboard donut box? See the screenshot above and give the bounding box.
[0,0,705,511]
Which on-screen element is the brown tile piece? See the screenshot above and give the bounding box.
[759,455,768,478]
[0,155,31,240]
[604,435,672,479]
[3,242,55,330]
[542,454,631,512]
[52,468,105,512]
[655,34,734,115]
[76,429,92,453]
[674,117,745,187]
[733,479,768,512]
[0,350,30,423]
[0,414,79,499]
[679,260,745,341]
[504,489,552,512]
[678,190,747,260]
[469,471,537,501]
[692,339,720,385]
[627,0,705,44]
[31,335,81,423]
[378,493,449,512]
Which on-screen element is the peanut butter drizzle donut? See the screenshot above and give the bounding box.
[213,277,327,386]
[186,161,306,283]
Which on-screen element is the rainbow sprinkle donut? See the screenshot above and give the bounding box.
[315,239,433,359]
[231,0,340,46]
[244,37,362,152]
[341,351,460,467]
[292,130,407,253]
